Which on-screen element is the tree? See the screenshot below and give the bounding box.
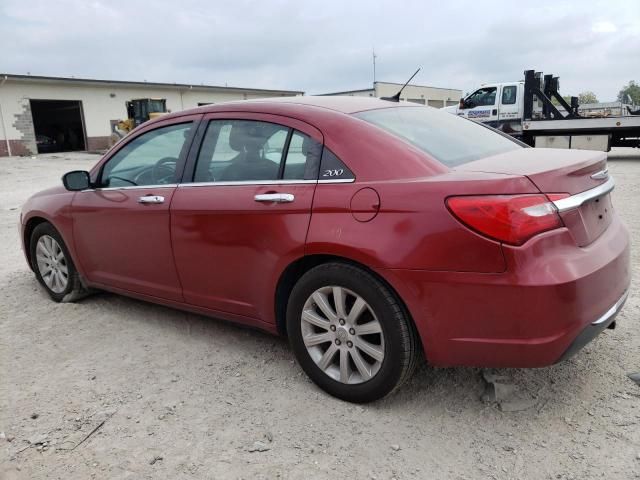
[578,91,598,104]
[617,81,640,104]
[551,95,573,107]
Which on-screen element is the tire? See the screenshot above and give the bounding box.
[286,262,419,403]
[29,222,89,303]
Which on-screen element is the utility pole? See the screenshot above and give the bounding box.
[372,48,377,85]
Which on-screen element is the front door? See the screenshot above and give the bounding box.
[72,117,199,301]
[170,113,323,322]
[459,86,499,126]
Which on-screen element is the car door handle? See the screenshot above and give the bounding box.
[254,193,295,203]
[138,195,165,204]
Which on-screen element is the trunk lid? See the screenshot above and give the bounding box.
[456,148,612,246]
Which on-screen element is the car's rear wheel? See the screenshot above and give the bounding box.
[286,262,419,403]
[30,222,88,302]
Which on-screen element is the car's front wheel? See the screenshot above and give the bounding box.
[30,222,88,302]
[286,263,419,403]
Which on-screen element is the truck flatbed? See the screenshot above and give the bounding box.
[525,115,640,133]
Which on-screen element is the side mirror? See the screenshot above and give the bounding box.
[62,170,91,191]
[459,98,465,109]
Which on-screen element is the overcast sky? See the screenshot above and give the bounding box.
[1,0,638,100]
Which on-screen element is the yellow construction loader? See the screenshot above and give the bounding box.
[110,98,167,145]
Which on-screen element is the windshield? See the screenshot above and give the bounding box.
[354,106,521,167]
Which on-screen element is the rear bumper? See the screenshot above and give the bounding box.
[555,289,628,363]
[378,214,631,367]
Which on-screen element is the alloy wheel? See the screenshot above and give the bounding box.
[301,286,385,384]
[35,235,69,294]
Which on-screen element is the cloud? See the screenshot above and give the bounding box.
[0,0,638,101]
[592,21,618,33]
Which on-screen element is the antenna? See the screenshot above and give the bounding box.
[381,68,421,102]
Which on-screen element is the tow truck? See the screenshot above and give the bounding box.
[444,70,640,151]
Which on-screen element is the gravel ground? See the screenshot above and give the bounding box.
[1,149,639,480]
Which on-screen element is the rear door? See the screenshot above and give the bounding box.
[496,84,522,136]
[170,113,323,322]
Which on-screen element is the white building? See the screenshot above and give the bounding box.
[0,73,303,157]
[320,81,462,108]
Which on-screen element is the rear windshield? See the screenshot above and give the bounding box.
[354,106,521,167]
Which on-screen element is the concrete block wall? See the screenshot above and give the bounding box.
[11,101,37,155]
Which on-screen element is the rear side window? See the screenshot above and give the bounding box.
[502,86,517,105]
[283,131,322,180]
[193,120,322,182]
[354,106,521,167]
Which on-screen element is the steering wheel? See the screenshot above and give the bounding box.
[131,157,177,185]
[151,157,177,184]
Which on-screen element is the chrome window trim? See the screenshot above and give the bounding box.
[552,176,615,213]
[591,289,628,325]
[179,180,315,187]
[318,178,355,184]
[177,178,355,188]
[79,184,178,192]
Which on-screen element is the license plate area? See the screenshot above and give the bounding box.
[578,193,612,243]
[558,194,612,246]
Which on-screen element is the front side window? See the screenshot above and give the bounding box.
[101,123,192,187]
[193,120,321,182]
[465,87,497,108]
[355,106,521,167]
[501,86,517,105]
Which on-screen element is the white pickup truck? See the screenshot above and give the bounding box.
[444,70,640,151]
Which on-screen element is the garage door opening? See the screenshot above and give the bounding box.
[30,100,87,153]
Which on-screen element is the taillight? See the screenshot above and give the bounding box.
[446,194,564,246]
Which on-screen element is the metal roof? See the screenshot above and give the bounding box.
[0,73,304,95]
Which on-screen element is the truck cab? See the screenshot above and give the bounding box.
[443,81,526,137]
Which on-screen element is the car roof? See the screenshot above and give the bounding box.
[243,96,413,113]
[170,95,416,119]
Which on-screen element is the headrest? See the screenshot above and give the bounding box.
[228,121,286,152]
[301,134,321,158]
[301,135,311,155]
[229,121,260,151]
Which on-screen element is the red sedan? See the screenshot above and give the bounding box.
[20,97,630,403]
